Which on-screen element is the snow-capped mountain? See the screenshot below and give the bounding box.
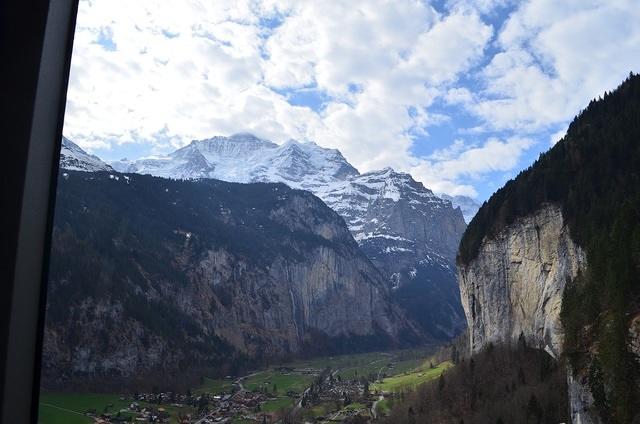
[321,168,463,260]
[321,168,467,338]
[59,137,113,172]
[440,194,481,223]
[113,134,467,340]
[111,133,358,192]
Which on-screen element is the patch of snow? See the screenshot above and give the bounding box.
[383,246,412,253]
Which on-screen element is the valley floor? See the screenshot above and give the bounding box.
[38,348,449,423]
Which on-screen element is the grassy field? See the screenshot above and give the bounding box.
[335,355,392,380]
[371,360,453,393]
[287,351,391,374]
[375,398,393,414]
[242,369,313,413]
[37,405,90,424]
[38,349,443,423]
[343,402,366,411]
[38,393,131,424]
[38,392,195,424]
[260,396,295,412]
[282,350,434,381]
[243,370,313,394]
[195,376,234,394]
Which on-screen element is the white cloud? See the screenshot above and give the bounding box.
[64,0,493,191]
[410,136,535,196]
[549,127,567,146]
[428,139,471,161]
[62,0,640,199]
[465,0,640,132]
[446,0,515,15]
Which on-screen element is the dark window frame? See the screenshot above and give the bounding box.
[1,0,79,422]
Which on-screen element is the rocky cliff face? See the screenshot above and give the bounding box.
[106,135,468,342]
[322,168,467,339]
[457,203,598,422]
[43,171,420,388]
[458,204,586,356]
[455,76,640,423]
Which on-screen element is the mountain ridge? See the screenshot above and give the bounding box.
[60,137,114,172]
[102,134,468,341]
[60,134,469,341]
[44,171,423,389]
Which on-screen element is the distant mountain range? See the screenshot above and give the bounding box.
[62,134,475,340]
[110,133,358,193]
[109,133,479,222]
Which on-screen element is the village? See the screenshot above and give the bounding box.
[40,349,447,424]
[82,366,378,423]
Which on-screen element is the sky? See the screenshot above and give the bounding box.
[63,0,640,201]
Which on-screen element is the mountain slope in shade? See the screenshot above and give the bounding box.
[440,194,481,224]
[44,171,421,389]
[115,135,468,341]
[60,136,114,172]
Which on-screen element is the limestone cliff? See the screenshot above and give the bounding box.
[458,204,586,356]
[457,204,599,423]
[455,75,640,423]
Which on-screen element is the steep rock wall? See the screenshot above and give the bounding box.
[457,204,600,423]
[42,172,420,387]
[458,203,586,356]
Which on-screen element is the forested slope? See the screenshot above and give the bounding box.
[458,73,640,422]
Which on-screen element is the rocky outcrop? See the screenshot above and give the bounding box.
[42,172,420,387]
[458,203,586,356]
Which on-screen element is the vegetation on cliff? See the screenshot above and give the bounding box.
[459,73,640,421]
[382,343,569,424]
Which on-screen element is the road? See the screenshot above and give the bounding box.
[375,364,387,383]
[234,371,261,392]
[39,403,85,417]
[371,394,384,420]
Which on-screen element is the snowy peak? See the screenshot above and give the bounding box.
[59,137,113,172]
[440,194,480,223]
[317,164,465,271]
[187,133,277,158]
[228,132,270,143]
[322,167,445,209]
[111,134,359,189]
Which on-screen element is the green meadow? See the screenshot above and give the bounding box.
[371,360,453,393]
[38,392,195,424]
